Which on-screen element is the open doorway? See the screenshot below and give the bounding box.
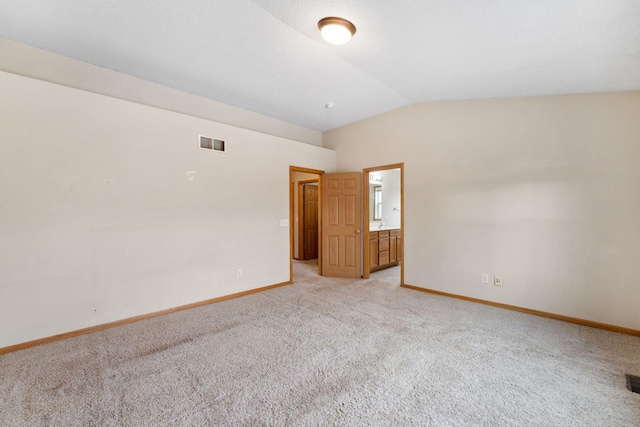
[297,179,319,261]
[363,163,404,285]
[289,166,324,283]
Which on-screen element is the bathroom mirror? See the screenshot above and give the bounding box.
[373,185,382,220]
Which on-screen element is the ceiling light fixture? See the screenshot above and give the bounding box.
[318,17,356,45]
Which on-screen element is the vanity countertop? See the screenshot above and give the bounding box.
[370,226,401,232]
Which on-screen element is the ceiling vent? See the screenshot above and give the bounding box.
[199,135,225,153]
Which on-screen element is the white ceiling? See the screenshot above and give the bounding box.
[1,0,639,132]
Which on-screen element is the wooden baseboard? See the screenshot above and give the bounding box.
[401,284,640,337]
[0,281,292,355]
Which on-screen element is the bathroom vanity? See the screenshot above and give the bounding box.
[367,168,402,273]
[369,227,401,271]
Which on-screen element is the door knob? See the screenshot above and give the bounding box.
[354,229,360,234]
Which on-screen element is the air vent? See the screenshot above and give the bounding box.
[199,135,225,153]
[627,374,640,394]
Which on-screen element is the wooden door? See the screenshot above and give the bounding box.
[302,184,319,260]
[322,173,362,278]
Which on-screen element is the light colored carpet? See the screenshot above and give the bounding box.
[1,260,639,426]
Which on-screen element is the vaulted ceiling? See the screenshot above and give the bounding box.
[1,1,639,131]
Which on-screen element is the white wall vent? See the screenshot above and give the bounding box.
[199,135,225,153]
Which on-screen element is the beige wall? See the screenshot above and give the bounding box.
[0,38,323,147]
[0,71,336,348]
[324,92,640,330]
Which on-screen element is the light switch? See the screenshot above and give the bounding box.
[280,219,289,227]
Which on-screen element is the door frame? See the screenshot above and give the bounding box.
[297,179,319,261]
[289,166,324,281]
[362,163,404,284]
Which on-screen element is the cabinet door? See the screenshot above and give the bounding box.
[389,235,397,263]
[396,236,402,262]
[378,237,389,252]
[370,238,379,267]
[379,251,390,265]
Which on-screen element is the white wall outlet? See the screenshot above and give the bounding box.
[236,269,242,278]
[481,274,489,284]
[494,275,502,286]
[279,219,289,227]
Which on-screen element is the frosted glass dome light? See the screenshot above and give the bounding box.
[318,17,356,45]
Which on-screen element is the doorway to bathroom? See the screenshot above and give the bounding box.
[362,163,404,285]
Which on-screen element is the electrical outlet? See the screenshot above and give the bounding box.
[481,274,489,284]
[236,269,242,278]
[494,275,502,286]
